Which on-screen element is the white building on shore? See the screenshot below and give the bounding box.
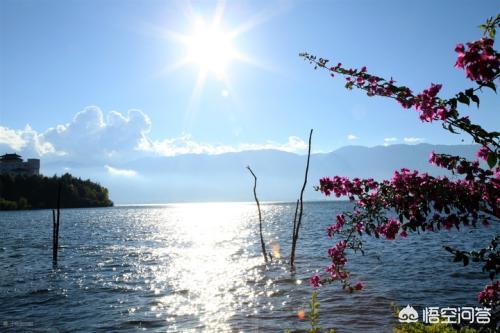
[0,153,40,176]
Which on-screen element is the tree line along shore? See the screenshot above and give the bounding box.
[0,173,113,210]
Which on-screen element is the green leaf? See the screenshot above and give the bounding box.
[470,94,480,107]
[487,153,497,168]
[447,123,458,134]
[464,88,474,97]
[483,81,497,93]
[457,93,470,105]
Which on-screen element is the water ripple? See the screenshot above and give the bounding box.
[0,202,497,332]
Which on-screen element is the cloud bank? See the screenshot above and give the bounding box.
[404,137,425,144]
[0,106,308,163]
[0,125,56,156]
[105,165,138,177]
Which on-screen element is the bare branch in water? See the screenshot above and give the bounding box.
[247,166,269,263]
[290,129,313,269]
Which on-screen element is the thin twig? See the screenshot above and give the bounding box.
[53,182,61,266]
[290,129,313,269]
[290,199,299,270]
[52,209,56,265]
[247,166,268,263]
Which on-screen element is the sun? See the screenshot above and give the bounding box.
[185,19,236,79]
[156,1,274,112]
[163,2,255,84]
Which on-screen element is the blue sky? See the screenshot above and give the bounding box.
[0,0,498,161]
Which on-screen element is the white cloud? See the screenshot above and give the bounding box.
[0,125,56,155]
[404,137,425,144]
[383,137,398,146]
[0,106,309,163]
[140,134,308,156]
[104,165,137,177]
[43,106,151,161]
[239,136,307,153]
[140,134,232,156]
[0,126,25,150]
[347,134,358,140]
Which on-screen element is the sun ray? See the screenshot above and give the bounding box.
[212,0,225,26]
[231,51,276,73]
[184,69,208,129]
[153,58,190,79]
[227,4,289,39]
[160,29,190,44]
[152,1,289,123]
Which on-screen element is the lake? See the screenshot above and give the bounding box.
[0,202,496,332]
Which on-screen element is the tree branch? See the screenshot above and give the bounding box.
[247,166,268,263]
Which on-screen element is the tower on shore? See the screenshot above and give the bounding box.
[0,153,40,176]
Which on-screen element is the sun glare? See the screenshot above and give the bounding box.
[185,20,236,78]
[158,1,274,114]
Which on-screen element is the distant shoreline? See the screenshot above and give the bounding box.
[113,199,348,207]
[0,173,113,211]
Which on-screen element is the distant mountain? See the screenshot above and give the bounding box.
[312,143,479,180]
[41,144,479,204]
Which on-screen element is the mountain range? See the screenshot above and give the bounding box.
[41,143,479,204]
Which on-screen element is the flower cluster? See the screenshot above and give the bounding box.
[323,239,364,292]
[413,84,450,121]
[352,281,364,291]
[310,274,321,288]
[341,66,451,122]
[319,176,378,198]
[477,281,500,307]
[378,218,402,240]
[354,222,364,233]
[321,165,499,227]
[327,214,345,237]
[477,146,490,160]
[309,239,351,288]
[326,240,348,279]
[303,16,500,306]
[455,38,500,83]
[429,151,497,182]
[321,57,456,123]
[430,152,466,169]
[314,163,499,294]
[300,52,499,148]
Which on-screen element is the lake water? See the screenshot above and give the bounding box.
[0,202,496,332]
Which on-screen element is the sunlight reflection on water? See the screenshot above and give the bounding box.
[156,203,261,332]
[0,202,497,332]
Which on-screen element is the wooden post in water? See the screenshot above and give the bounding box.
[52,182,61,266]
